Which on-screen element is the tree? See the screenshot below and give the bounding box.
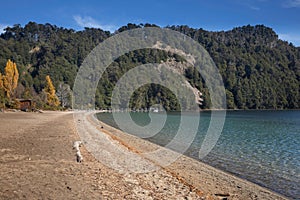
[0,73,3,90]
[3,59,19,101]
[56,82,72,108]
[0,73,5,110]
[43,75,60,108]
[0,22,299,110]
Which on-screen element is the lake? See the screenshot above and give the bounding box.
[97,110,300,199]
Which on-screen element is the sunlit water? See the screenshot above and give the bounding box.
[97,110,300,199]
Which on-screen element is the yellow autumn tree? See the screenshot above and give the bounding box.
[0,73,5,108]
[3,59,19,100]
[0,73,3,89]
[44,75,60,108]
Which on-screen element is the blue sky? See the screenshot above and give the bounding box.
[0,0,299,46]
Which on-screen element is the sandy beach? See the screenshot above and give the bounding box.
[0,111,288,199]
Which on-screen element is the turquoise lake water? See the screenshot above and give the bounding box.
[97,110,300,199]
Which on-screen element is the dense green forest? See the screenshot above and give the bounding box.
[0,22,299,110]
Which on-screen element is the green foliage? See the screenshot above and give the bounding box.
[0,22,299,110]
[175,24,300,109]
[96,49,184,110]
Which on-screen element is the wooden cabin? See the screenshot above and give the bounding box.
[18,99,34,112]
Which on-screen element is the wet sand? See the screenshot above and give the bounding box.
[0,111,287,199]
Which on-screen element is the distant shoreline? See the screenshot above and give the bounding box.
[96,108,300,113]
[94,111,288,200]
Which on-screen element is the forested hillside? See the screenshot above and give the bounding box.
[0,22,299,110]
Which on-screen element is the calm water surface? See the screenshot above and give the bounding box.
[97,110,300,199]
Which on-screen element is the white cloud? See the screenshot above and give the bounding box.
[0,24,9,34]
[283,0,300,8]
[73,15,116,32]
[236,1,262,11]
[278,33,300,46]
[249,5,261,10]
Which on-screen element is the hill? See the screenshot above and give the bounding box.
[0,22,299,110]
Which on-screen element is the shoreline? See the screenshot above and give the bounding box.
[94,111,288,200]
[98,109,300,114]
[0,111,289,199]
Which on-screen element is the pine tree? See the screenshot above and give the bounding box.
[3,59,19,100]
[44,75,60,108]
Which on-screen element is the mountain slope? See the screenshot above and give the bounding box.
[0,22,299,109]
